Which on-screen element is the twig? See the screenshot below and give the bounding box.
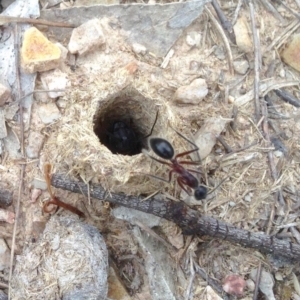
[259,0,285,23]
[185,253,196,300]
[0,15,75,28]
[216,135,233,153]
[272,0,300,21]
[193,262,229,299]
[252,263,262,300]
[205,6,234,75]
[211,0,236,43]
[274,89,300,107]
[8,89,66,106]
[249,0,261,122]
[230,105,238,132]
[51,174,300,261]
[134,219,175,251]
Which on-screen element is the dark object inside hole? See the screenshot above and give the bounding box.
[94,117,143,156]
[106,120,142,155]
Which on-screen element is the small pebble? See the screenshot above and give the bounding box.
[233,60,249,75]
[174,78,208,105]
[38,103,61,124]
[244,194,252,202]
[275,272,283,281]
[186,31,201,47]
[189,60,200,71]
[228,95,235,103]
[132,43,147,55]
[279,68,285,78]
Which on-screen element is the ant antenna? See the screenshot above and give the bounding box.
[143,110,159,140]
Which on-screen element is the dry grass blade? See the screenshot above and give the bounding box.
[205,6,234,75]
[265,19,300,52]
[8,25,26,300]
[259,0,285,23]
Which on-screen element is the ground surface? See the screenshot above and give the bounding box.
[1,0,300,299]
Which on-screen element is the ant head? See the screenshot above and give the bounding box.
[194,186,207,200]
[150,138,174,160]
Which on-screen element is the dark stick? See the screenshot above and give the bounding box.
[51,174,300,261]
[0,189,13,207]
[211,0,236,44]
[274,89,300,108]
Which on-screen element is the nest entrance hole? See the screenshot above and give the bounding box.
[93,88,158,156]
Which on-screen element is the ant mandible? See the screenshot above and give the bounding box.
[145,116,207,200]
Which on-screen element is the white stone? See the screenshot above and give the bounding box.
[186,31,201,47]
[68,19,106,55]
[244,194,252,202]
[40,69,69,99]
[38,103,61,124]
[174,78,208,105]
[26,131,45,159]
[0,83,11,106]
[132,43,147,55]
[233,60,249,75]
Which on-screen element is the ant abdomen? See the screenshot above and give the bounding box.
[150,138,174,160]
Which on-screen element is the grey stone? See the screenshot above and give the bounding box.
[68,19,106,55]
[31,178,47,191]
[40,0,211,57]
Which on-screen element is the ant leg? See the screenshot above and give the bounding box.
[170,125,199,150]
[143,151,173,168]
[169,124,201,162]
[177,177,192,196]
[186,168,203,176]
[177,160,202,165]
[142,169,175,184]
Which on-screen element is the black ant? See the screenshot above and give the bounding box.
[144,116,208,200]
